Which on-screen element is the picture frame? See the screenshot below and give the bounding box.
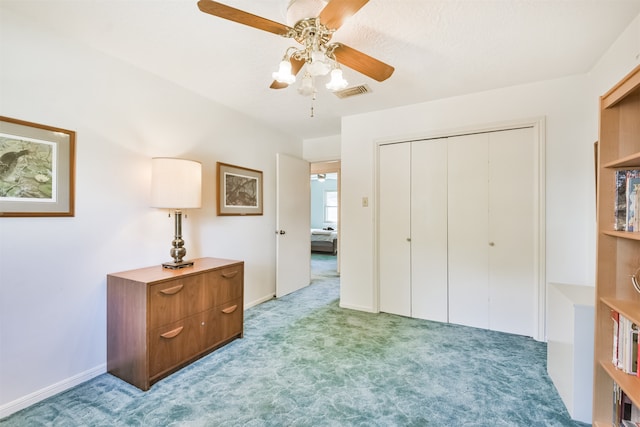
[217,162,263,216]
[0,116,76,217]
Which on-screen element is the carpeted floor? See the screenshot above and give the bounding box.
[1,253,589,426]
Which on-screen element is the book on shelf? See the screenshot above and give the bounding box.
[611,310,639,376]
[614,309,621,366]
[614,383,640,426]
[615,169,640,231]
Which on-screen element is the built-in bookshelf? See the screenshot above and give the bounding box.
[594,64,640,427]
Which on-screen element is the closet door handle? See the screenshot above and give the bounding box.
[489,242,495,246]
[406,237,411,242]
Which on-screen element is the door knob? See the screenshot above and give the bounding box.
[489,242,495,246]
[406,237,411,242]
[279,230,286,235]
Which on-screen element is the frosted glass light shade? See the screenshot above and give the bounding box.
[298,72,315,96]
[150,158,202,209]
[326,68,348,91]
[272,60,296,84]
[307,50,330,76]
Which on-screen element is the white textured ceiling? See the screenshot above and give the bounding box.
[3,0,640,139]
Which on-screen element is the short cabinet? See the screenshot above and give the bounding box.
[107,257,244,390]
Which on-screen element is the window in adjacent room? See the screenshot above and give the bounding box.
[324,190,338,223]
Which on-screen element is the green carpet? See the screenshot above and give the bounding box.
[1,254,589,426]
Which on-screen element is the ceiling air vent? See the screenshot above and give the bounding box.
[333,84,371,99]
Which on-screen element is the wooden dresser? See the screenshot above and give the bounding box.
[107,257,244,390]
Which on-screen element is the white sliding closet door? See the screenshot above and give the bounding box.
[447,133,491,329]
[378,143,411,317]
[447,128,536,336]
[411,140,448,322]
[377,127,538,337]
[488,128,536,336]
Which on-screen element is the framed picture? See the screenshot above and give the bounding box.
[0,116,76,217]
[217,162,263,216]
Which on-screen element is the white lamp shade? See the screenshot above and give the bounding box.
[150,158,202,209]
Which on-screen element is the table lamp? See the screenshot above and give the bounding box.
[150,157,202,269]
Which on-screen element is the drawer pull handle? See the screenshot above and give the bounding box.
[160,326,184,339]
[222,270,239,279]
[222,305,238,314]
[159,284,184,295]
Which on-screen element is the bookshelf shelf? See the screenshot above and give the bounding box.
[601,230,640,241]
[600,360,640,408]
[600,298,640,325]
[594,64,640,425]
[603,151,640,169]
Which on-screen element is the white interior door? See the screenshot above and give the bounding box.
[378,143,411,317]
[447,133,490,329]
[488,128,537,336]
[411,139,449,322]
[276,153,310,298]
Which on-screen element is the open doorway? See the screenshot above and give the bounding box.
[310,161,340,276]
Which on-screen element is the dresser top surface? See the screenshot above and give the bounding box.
[107,257,243,283]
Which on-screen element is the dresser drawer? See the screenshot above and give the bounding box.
[200,298,243,350]
[204,265,243,308]
[216,298,243,344]
[148,275,204,329]
[148,316,201,379]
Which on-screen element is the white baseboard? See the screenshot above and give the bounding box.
[0,364,106,419]
[245,294,275,309]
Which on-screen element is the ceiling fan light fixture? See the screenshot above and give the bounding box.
[272,60,296,84]
[307,50,331,76]
[198,0,395,105]
[298,72,316,96]
[286,0,328,26]
[326,68,348,91]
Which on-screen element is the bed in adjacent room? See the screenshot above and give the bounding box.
[310,229,337,254]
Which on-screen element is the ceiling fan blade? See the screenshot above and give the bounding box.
[270,57,306,89]
[197,0,292,36]
[333,43,394,82]
[319,0,369,30]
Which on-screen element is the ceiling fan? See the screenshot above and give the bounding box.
[197,0,394,94]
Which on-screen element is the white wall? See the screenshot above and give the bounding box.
[303,135,341,162]
[590,14,640,99]
[339,15,640,316]
[0,9,301,415]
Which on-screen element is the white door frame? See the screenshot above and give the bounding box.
[374,117,546,341]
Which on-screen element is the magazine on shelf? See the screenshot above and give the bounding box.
[627,174,640,232]
[614,170,640,231]
[616,171,629,231]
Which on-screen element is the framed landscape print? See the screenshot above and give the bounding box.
[217,162,263,216]
[0,116,76,217]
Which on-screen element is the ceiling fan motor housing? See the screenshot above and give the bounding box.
[286,0,328,26]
